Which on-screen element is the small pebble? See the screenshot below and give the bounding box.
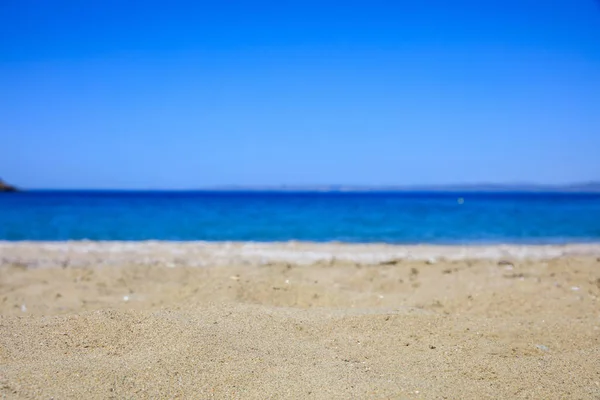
[535,344,549,352]
[123,295,130,302]
[21,304,27,313]
[571,286,580,291]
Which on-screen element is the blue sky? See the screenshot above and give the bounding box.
[1,1,599,189]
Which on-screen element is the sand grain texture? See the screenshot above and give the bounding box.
[1,243,600,399]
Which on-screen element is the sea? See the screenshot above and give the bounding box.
[1,191,599,243]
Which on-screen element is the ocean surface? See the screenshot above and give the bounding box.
[1,191,599,243]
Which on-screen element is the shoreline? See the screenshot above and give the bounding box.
[2,241,600,269]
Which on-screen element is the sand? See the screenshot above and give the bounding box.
[1,242,600,399]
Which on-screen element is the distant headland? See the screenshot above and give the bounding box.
[0,179,18,192]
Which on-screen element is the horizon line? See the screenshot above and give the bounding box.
[8,181,600,193]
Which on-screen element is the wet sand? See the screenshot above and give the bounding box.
[1,242,600,399]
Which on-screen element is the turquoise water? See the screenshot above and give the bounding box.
[0,191,599,243]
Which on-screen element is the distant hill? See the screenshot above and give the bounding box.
[208,182,600,193]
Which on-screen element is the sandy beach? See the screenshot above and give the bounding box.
[1,242,600,399]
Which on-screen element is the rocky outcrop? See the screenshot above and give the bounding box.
[0,179,18,192]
